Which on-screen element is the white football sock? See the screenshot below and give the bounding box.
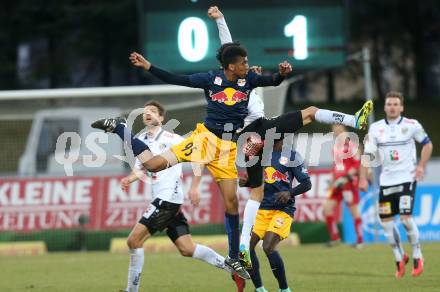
[381,220,403,262]
[126,248,144,292]
[401,218,423,259]
[192,244,231,272]
[240,199,261,250]
[393,224,405,256]
[315,109,356,128]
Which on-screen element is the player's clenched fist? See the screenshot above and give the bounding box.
[207,6,224,19]
[130,52,151,70]
[278,61,292,76]
[120,177,131,192]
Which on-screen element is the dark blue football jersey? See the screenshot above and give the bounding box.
[148,65,284,134]
[188,70,282,132]
[261,150,310,217]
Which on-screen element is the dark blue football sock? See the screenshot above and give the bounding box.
[113,124,150,156]
[249,249,263,289]
[224,212,240,259]
[267,251,288,289]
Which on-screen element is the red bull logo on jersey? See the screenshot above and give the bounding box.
[264,167,289,184]
[210,87,248,106]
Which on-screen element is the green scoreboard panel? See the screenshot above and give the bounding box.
[142,0,346,72]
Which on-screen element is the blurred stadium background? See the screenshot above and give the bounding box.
[0,0,439,291]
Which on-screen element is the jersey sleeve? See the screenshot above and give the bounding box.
[216,17,233,44]
[289,152,310,182]
[248,70,284,88]
[412,120,430,145]
[363,127,378,154]
[289,152,311,196]
[188,72,212,89]
[149,65,211,89]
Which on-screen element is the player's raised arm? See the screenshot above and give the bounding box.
[249,61,292,88]
[208,6,232,44]
[129,52,210,89]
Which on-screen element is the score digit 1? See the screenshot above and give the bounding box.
[284,15,308,60]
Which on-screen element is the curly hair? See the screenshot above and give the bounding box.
[216,41,247,69]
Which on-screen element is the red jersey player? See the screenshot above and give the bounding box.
[323,124,363,247]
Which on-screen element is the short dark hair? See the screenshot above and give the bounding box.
[385,91,404,105]
[220,43,247,69]
[216,41,241,65]
[144,100,166,117]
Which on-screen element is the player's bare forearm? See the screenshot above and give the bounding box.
[190,174,202,190]
[418,142,433,168]
[126,169,144,183]
[360,152,374,179]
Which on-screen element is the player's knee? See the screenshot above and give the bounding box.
[400,216,412,228]
[126,236,141,249]
[262,242,275,255]
[177,246,193,257]
[224,196,238,212]
[249,187,264,202]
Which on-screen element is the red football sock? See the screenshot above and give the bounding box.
[325,215,340,241]
[354,217,363,243]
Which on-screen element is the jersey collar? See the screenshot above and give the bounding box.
[146,127,164,141]
[385,116,403,125]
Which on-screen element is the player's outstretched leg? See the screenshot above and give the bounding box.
[401,216,424,277]
[91,117,151,156]
[303,100,374,130]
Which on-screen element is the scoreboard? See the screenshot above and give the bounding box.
[141,0,346,72]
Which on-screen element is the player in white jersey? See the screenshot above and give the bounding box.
[121,101,244,292]
[209,5,373,269]
[360,91,433,278]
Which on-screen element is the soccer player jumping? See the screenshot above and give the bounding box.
[360,91,433,278]
[93,35,293,278]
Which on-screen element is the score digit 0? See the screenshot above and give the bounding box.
[178,17,209,62]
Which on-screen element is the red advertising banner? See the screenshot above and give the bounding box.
[0,169,336,232]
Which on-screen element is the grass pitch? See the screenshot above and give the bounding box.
[0,243,439,292]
